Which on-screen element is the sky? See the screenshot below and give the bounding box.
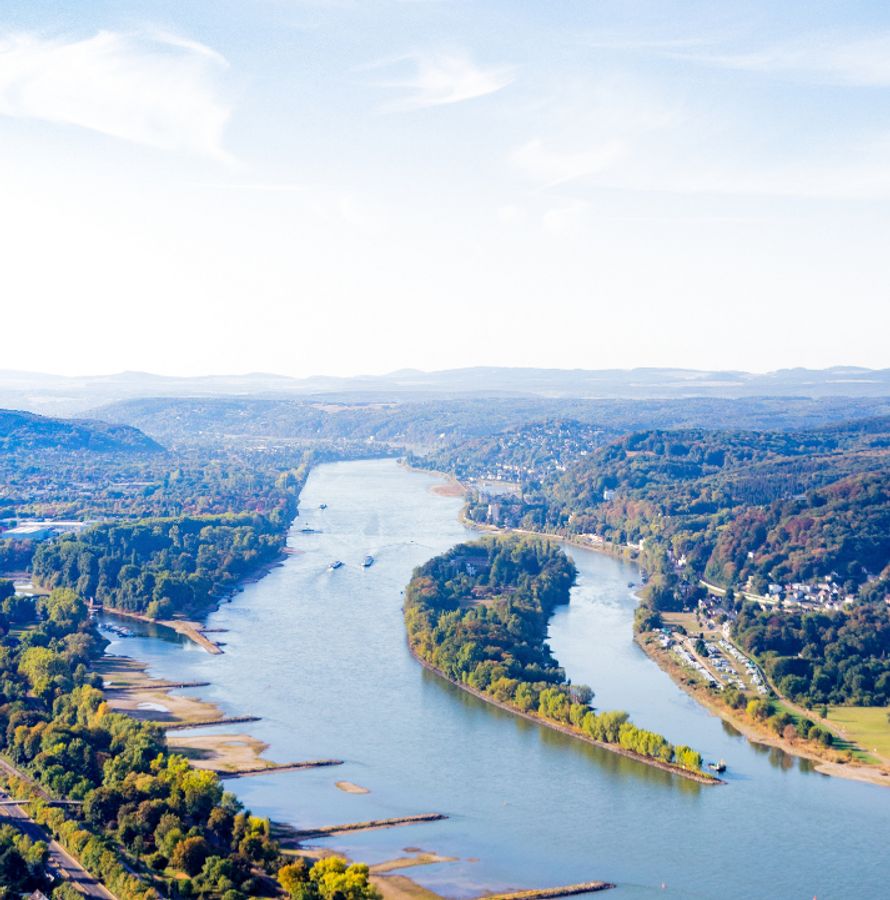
[1,1,889,377]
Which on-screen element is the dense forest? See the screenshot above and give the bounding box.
[412,418,890,709]
[0,409,162,454]
[0,581,379,900]
[0,443,354,522]
[404,538,705,775]
[0,821,61,898]
[733,603,890,707]
[31,514,288,617]
[439,424,890,602]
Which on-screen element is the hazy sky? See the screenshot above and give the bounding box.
[1,1,889,377]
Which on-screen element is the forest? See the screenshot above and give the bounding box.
[31,514,288,617]
[404,537,705,775]
[733,602,890,707]
[0,580,379,900]
[0,408,161,454]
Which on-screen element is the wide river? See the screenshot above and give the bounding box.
[102,459,888,899]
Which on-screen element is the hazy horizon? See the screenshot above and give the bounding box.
[2,361,889,382]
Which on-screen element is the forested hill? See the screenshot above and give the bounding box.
[0,408,162,453]
[444,421,890,605]
[549,426,890,592]
[92,394,890,449]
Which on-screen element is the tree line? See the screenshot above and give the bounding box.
[404,537,704,774]
[0,581,379,900]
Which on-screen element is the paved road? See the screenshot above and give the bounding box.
[0,760,116,899]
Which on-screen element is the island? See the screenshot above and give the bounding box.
[404,536,716,783]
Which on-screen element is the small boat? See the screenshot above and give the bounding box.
[708,759,727,773]
[329,560,343,570]
[319,503,327,510]
[627,581,635,588]
[362,556,374,568]
[300,527,318,534]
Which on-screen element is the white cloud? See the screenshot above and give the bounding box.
[674,32,890,87]
[371,51,514,111]
[510,137,624,188]
[0,30,232,158]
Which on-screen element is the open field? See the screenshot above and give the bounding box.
[660,611,722,641]
[827,707,890,763]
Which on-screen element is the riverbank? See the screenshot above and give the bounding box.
[96,656,281,774]
[635,631,890,789]
[102,607,224,654]
[407,645,721,785]
[457,500,890,790]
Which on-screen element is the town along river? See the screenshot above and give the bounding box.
[101,459,889,899]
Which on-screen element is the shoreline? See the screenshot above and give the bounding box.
[102,607,224,654]
[406,644,721,785]
[98,550,289,654]
[97,656,279,774]
[425,467,890,790]
[635,632,890,789]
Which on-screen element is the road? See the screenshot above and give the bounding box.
[0,759,117,900]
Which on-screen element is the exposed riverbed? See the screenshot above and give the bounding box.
[100,459,889,899]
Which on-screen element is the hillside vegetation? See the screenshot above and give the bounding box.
[0,409,162,454]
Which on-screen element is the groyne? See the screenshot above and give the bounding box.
[484,882,615,899]
[160,716,262,730]
[103,608,223,654]
[217,758,344,778]
[288,813,447,839]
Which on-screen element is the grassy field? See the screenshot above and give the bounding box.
[769,701,878,764]
[827,707,890,762]
[661,611,720,638]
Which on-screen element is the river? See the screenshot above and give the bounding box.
[100,459,889,899]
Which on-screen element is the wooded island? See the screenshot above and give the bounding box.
[404,537,712,781]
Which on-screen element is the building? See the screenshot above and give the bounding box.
[1,525,56,541]
[1,520,87,542]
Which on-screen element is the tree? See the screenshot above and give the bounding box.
[171,836,210,876]
[279,860,309,897]
[310,857,380,900]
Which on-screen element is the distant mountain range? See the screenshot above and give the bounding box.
[0,408,163,453]
[1,366,888,415]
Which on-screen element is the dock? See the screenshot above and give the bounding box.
[289,812,447,838]
[483,882,615,899]
[217,759,344,778]
[161,715,261,730]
